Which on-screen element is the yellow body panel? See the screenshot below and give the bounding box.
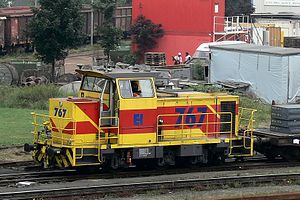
[119,133,156,145]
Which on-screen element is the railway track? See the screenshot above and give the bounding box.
[0,160,34,168]
[1,172,300,199]
[219,192,300,200]
[0,159,299,188]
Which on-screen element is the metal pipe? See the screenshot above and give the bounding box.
[91,0,94,46]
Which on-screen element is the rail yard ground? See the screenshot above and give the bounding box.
[0,49,278,200]
[1,162,300,199]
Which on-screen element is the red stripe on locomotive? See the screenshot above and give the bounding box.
[119,109,157,134]
[76,102,100,125]
[63,122,98,134]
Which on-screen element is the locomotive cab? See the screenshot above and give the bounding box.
[26,69,256,169]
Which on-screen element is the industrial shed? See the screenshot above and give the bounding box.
[210,44,300,104]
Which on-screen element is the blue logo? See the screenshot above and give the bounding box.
[134,114,144,126]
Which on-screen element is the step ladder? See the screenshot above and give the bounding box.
[229,108,256,157]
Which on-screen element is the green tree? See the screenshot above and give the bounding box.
[28,0,83,82]
[131,15,164,61]
[93,0,116,24]
[94,0,122,62]
[97,25,122,61]
[0,0,9,7]
[225,0,255,16]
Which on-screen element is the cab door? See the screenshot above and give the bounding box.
[117,78,157,145]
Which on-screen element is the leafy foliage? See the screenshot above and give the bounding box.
[123,53,137,65]
[94,0,122,61]
[131,15,164,59]
[28,0,83,82]
[97,25,122,60]
[225,0,255,16]
[0,84,62,110]
[93,0,116,24]
[0,0,9,7]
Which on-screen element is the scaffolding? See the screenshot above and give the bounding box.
[213,16,252,42]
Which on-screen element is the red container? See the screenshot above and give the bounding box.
[132,0,225,64]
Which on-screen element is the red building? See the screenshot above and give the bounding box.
[132,0,225,64]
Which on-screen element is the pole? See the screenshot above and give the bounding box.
[91,0,94,46]
[35,0,38,7]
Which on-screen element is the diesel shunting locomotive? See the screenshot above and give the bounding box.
[24,69,256,169]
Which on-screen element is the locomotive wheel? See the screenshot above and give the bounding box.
[265,153,277,160]
[208,152,226,165]
[189,156,201,165]
[157,158,165,167]
[164,150,176,166]
[110,155,120,170]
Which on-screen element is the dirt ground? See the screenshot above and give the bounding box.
[64,54,93,73]
[0,146,31,163]
[64,50,104,73]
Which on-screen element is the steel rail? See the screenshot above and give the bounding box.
[0,160,34,168]
[1,172,300,199]
[0,159,299,187]
[218,192,300,200]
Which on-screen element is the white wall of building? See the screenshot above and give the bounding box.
[255,18,300,37]
[253,0,300,14]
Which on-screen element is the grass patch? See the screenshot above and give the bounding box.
[240,96,271,128]
[0,107,46,146]
[69,44,103,54]
[0,52,35,63]
[0,84,62,110]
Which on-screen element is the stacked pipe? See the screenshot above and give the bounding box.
[21,76,48,87]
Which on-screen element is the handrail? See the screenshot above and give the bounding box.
[229,107,256,157]
[98,116,120,142]
[97,115,120,162]
[157,112,234,142]
[32,112,120,147]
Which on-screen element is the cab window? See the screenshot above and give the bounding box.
[81,76,106,92]
[119,79,154,98]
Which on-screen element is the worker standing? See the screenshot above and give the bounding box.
[172,52,183,65]
[184,52,192,64]
[177,52,183,64]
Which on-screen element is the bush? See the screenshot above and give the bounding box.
[192,84,226,93]
[191,62,205,80]
[123,53,137,65]
[0,84,62,110]
[239,96,271,127]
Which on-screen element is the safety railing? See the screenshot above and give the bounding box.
[32,112,119,148]
[31,112,76,147]
[213,15,251,41]
[98,116,120,143]
[97,116,120,162]
[229,107,256,157]
[156,112,234,142]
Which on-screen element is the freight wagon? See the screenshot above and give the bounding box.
[0,5,132,54]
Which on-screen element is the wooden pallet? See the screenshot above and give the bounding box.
[144,52,166,66]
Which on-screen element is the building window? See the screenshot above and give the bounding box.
[214,3,219,13]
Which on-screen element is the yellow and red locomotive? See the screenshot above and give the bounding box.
[25,69,256,168]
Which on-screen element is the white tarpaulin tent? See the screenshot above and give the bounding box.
[210,44,300,104]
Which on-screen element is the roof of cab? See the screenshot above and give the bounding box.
[76,69,160,79]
